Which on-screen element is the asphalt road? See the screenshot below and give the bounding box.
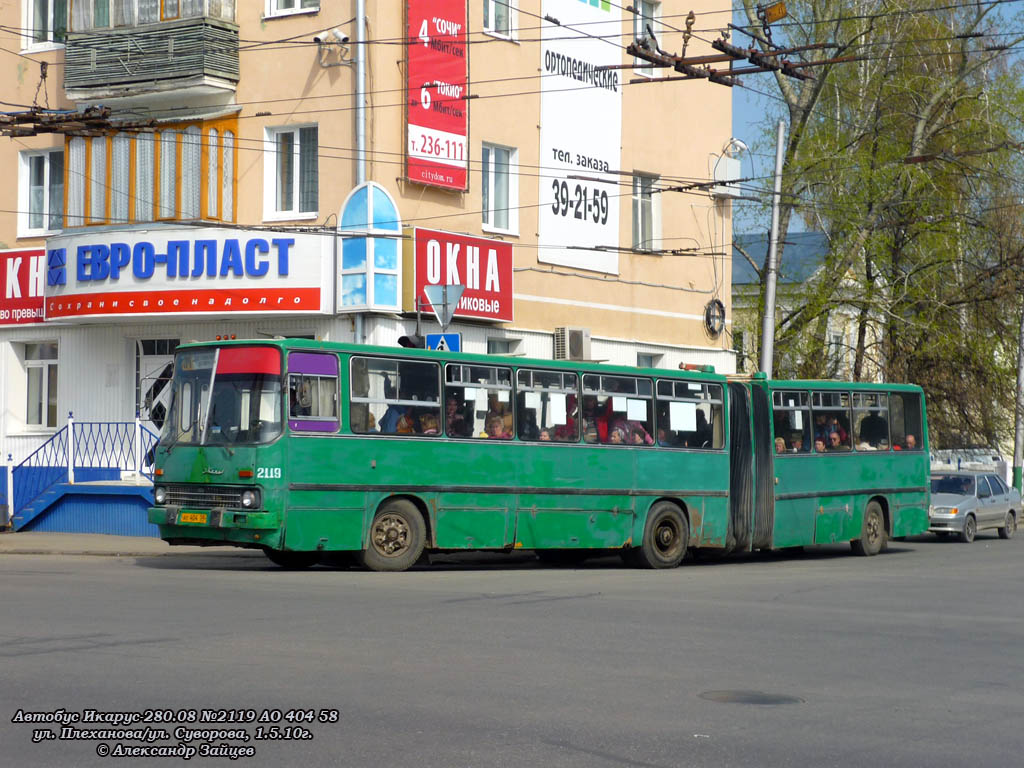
[2,534,1023,768]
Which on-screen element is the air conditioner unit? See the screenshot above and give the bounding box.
[553,327,591,360]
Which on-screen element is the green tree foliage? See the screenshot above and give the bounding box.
[738,0,1024,447]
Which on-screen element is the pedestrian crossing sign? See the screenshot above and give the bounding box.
[426,333,461,352]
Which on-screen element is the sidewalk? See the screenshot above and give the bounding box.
[0,531,259,558]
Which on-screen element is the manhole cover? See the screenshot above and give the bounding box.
[699,690,804,705]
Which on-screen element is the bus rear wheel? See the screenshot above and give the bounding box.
[362,499,426,572]
[633,502,689,569]
[851,501,886,556]
[263,548,319,569]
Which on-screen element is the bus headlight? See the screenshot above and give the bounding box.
[240,490,259,509]
[154,486,167,505]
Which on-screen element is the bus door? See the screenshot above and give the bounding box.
[727,382,753,552]
[769,389,817,548]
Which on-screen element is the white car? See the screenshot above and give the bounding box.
[929,472,1021,543]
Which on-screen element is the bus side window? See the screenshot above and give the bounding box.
[771,390,810,453]
[585,375,653,446]
[659,380,724,450]
[446,364,513,439]
[516,369,579,442]
[890,392,923,450]
[853,392,888,450]
[350,357,440,436]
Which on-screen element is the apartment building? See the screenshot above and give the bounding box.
[0,0,736,460]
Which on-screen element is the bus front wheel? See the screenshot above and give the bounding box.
[851,501,886,556]
[362,500,426,572]
[633,502,689,569]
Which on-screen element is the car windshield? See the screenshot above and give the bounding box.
[162,347,283,446]
[931,475,975,496]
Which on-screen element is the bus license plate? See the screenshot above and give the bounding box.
[179,513,208,524]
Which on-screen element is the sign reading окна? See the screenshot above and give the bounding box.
[413,228,513,323]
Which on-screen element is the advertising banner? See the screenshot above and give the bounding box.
[43,228,333,321]
[0,248,46,325]
[406,0,469,190]
[409,228,513,323]
[538,0,622,274]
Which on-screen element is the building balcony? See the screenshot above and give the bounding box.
[64,17,239,103]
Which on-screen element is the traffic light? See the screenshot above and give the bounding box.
[398,334,425,348]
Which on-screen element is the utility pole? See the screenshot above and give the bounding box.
[759,120,786,377]
[1014,299,1024,491]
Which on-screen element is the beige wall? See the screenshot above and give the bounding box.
[1,0,734,351]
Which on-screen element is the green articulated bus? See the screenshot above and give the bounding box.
[148,339,930,571]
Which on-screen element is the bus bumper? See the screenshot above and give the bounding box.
[148,506,281,530]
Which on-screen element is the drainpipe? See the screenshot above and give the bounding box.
[354,0,367,345]
[355,0,366,185]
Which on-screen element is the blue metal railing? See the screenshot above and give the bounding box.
[6,414,160,524]
[10,426,69,521]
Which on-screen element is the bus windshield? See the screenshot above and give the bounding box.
[162,347,283,446]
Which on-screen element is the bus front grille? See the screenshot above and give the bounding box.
[162,485,244,509]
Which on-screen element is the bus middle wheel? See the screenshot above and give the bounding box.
[362,499,427,572]
[633,502,689,569]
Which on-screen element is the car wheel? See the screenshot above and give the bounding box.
[361,499,427,572]
[632,501,689,569]
[959,515,977,543]
[851,501,886,556]
[998,512,1016,540]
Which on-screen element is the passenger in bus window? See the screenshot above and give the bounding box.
[905,433,917,450]
[445,395,469,437]
[694,410,713,447]
[858,409,888,446]
[828,415,849,443]
[539,429,552,441]
[789,434,804,452]
[420,412,439,435]
[609,427,626,444]
[486,393,513,435]
[518,409,540,440]
[775,437,787,453]
[814,437,827,453]
[583,423,599,443]
[828,431,848,451]
[554,395,578,442]
[486,414,511,439]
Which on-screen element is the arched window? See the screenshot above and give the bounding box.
[339,182,402,311]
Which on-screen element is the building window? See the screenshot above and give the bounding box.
[827,331,846,378]
[265,125,318,220]
[19,149,64,236]
[72,0,233,29]
[28,0,67,45]
[487,339,515,355]
[633,0,659,75]
[63,118,236,228]
[267,0,318,16]
[482,142,517,234]
[637,353,660,369]
[632,172,660,251]
[25,342,59,429]
[340,182,402,311]
[483,0,513,39]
